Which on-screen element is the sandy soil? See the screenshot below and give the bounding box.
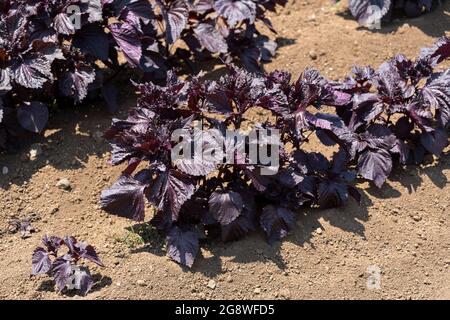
[0,0,449,300]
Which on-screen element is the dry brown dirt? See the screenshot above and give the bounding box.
[0,0,449,300]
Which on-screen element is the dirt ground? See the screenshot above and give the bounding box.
[0,0,449,300]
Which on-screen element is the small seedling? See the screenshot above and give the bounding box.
[32,235,104,295]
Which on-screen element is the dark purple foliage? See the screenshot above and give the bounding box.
[100,174,148,221]
[101,37,449,267]
[31,235,104,296]
[260,205,295,243]
[339,0,441,26]
[166,226,199,268]
[209,191,244,225]
[0,0,286,151]
[8,216,37,238]
[16,102,49,134]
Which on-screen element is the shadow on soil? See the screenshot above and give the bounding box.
[125,152,448,277]
[336,2,450,38]
[0,97,135,191]
[181,36,297,79]
[36,274,112,296]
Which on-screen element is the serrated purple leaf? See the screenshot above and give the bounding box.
[214,0,256,27]
[147,170,195,221]
[53,13,76,35]
[42,235,63,254]
[51,255,72,292]
[260,205,295,243]
[109,22,142,67]
[349,0,392,27]
[158,0,189,44]
[122,0,155,20]
[357,148,392,188]
[74,241,105,267]
[420,70,450,128]
[17,101,49,133]
[74,267,94,296]
[59,66,96,103]
[166,226,199,268]
[221,206,256,242]
[390,139,410,164]
[12,57,52,89]
[419,36,450,64]
[100,174,147,221]
[174,155,218,176]
[32,247,52,275]
[194,23,228,53]
[173,130,219,176]
[193,0,214,13]
[209,190,243,225]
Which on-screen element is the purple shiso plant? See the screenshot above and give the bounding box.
[0,0,286,150]
[100,37,450,268]
[32,235,104,295]
[336,0,442,27]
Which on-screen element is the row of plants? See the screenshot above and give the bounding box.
[21,2,448,295]
[0,0,286,151]
[2,0,444,152]
[99,37,450,268]
[337,0,442,27]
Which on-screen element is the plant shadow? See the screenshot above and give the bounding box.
[121,152,449,277]
[36,274,112,296]
[36,279,55,293]
[0,90,135,191]
[181,37,297,79]
[127,222,166,258]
